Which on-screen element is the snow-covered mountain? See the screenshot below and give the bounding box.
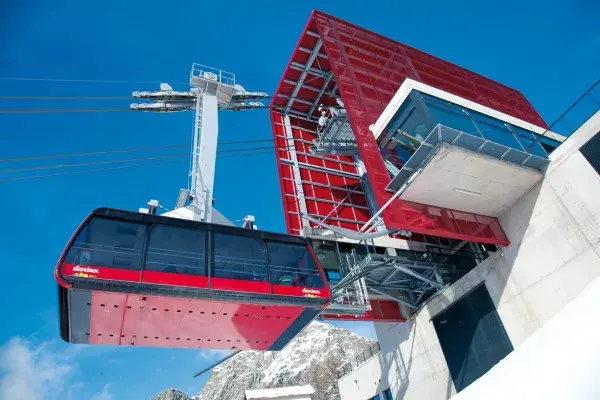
[196,321,375,400]
[152,389,195,400]
[152,321,375,400]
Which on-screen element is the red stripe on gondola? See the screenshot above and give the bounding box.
[210,277,271,294]
[141,270,209,289]
[61,263,329,300]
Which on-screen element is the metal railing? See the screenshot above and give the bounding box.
[190,63,235,87]
[312,106,358,155]
[336,342,381,379]
[534,79,600,142]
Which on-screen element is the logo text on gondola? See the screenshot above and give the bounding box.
[72,265,99,278]
[73,266,99,273]
[302,288,321,298]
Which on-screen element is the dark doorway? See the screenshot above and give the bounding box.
[580,130,600,175]
[432,284,513,392]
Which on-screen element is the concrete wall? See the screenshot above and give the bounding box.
[338,353,390,400]
[368,111,600,400]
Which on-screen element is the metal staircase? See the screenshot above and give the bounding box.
[326,249,372,316]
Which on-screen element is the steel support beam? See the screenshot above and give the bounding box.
[301,214,393,241]
[369,287,416,309]
[290,62,330,79]
[331,261,394,293]
[272,107,316,122]
[277,93,314,106]
[283,79,321,93]
[279,159,361,180]
[392,263,443,289]
[285,39,323,114]
[308,72,335,116]
[283,114,310,231]
[299,46,328,59]
[380,268,398,284]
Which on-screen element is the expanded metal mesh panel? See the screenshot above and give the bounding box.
[311,11,522,245]
[267,11,549,245]
[312,13,546,128]
[271,112,373,236]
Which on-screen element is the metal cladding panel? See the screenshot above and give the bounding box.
[270,111,373,236]
[309,11,531,245]
[311,11,547,128]
[322,300,406,322]
[267,11,547,245]
[71,290,307,350]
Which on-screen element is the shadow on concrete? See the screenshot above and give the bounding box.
[379,319,417,398]
[423,181,543,399]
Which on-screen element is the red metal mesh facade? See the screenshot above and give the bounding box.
[271,11,548,245]
[271,112,373,236]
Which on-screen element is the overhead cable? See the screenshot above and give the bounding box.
[0,145,189,163]
[0,108,132,114]
[0,160,189,183]
[0,150,279,184]
[0,96,132,100]
[0,76,188,85]
[0,142,297,165]
[0,153,190,174]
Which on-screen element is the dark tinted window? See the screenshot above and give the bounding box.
[433,284,513,393]
[311,241,339,271]
[66,217,147,270]
[580,130,600,175]
[267,242,324,288]
[213,233,267,281]
[145,225,206,275]
[540,140,557,155]
[383,388,393,400]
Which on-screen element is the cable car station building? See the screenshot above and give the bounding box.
[270,11,600,399]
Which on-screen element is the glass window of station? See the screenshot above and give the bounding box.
[378,91,561,177]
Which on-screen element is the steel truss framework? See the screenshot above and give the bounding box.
[329,243,484,310]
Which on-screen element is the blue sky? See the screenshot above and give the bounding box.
[0,0,598,399]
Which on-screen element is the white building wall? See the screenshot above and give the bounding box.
[244,385,315,400]
[366,111,600,400]
[338,353,390,400]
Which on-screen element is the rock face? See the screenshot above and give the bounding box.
[152,389,194,400]
[196,321,375,400]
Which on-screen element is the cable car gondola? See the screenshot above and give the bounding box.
[56,208,330,351]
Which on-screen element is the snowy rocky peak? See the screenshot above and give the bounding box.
[152,389,194,400]
[195,321,376,400]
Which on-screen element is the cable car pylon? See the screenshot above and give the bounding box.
[131,64,269,225]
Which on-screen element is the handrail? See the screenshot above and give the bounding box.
[531,79,600,148]
[336,342,381,379]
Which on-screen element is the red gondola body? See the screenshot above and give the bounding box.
[56,208,331,350]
